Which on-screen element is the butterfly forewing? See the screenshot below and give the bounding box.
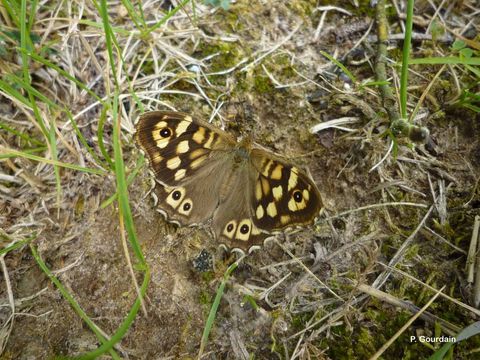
[135,111,235,186]
[135,111,236,226]
[249,149,322,232]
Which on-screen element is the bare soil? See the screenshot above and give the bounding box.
[1,1,479,359]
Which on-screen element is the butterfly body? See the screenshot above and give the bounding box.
[135,111,322,251]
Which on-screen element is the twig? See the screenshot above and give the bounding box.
[369,286,446,360]
[0,257,15,354]
[467,215,480,284]
[471,217,480,306]
[372,206,434,290]
[374,0,401,123]
[374,0,429,143]
[358,283,458,335]
[378,262,480,317]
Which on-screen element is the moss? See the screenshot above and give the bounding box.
[197,41,244,74]
[355,327,378,357]
[217,9,244,32]
[253,75,274,94]
[198,289,212,306]
[270,53,298,79]
[201,271,215,283]
[291,311,315,331]
[287,0,316,17]
[326,303,431,359]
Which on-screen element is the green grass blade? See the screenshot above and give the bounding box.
[409,57,480,65]
[0,78,32,108]
[0,147,107,175]
[99,0,145,263]
[399,0,414,119]
[0,234,36,256]
[97,107,115,168]
[76,270,150,359]
[198,260,240,357]
[48,115,62,210]
[0,121,45,146]
[71,3,151,358]
[18,48,105,104]
[144,0,191,36]
[20,0,62,206]
[27,0,39,33]
[119,0,145,30]
[100,156,144,209]
[5,72,108,169]
[1,0,20,28]
[428,321,480,360]
[320,50,357,83]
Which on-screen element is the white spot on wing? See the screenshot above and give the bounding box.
[266,202,277,217]
[174,169,186,181]
[256,205,264,219]
[272,185,283,200]
[177,140,189,154]
[288,169,298,191]
[176,120,190,136]
[166,156,181,170]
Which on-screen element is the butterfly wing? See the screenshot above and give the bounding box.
[135,111,236,185]
[211,162,271,251]
[211,149,322,252]
[135,111,236,225]
[249,149,322,232]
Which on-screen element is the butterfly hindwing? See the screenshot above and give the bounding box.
[211,167,270,250]
[153,172,224,226]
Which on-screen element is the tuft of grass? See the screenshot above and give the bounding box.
[198,257,242,357]
[428,321,480,360]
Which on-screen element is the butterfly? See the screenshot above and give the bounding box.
[135,111,322,252]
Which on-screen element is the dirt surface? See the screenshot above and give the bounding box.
[1,0,480,359]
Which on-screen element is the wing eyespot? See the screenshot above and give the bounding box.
[160,128,172,138]
[235,219,252,241]
[166,187,185,209]
[179,199,193,215]
[293,190,303,202]
[240,224,249,234]
[223,220,237,238]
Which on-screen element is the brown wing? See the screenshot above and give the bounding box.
[249,149,322,232]
[134,111,235,186]
[211,148,323,252]
[135,111,236,225]
[211,162,271,252]
[152,166,226,226]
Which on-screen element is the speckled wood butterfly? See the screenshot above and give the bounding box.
[135,111,322,252]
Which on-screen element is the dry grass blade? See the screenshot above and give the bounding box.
[369,286,446,360]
